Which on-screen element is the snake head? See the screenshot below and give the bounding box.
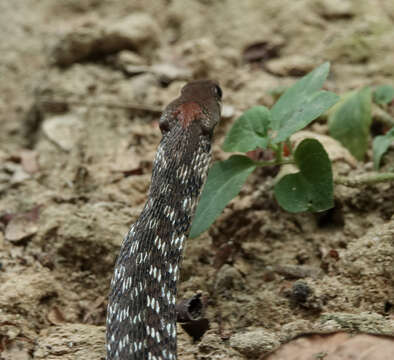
[159,80,222,136]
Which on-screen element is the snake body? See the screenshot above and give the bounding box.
[106,80,222,360]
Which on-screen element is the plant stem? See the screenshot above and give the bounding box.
[276,143,283,163]
[334,172,394,187]
[285,138,293,156]
[254,159,295,167]
[38,96,163,114]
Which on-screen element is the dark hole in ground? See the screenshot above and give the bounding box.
[315,200,344,228]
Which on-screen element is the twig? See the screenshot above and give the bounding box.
[37,97,163,115]
[254,159,294,167]
[334,172,394,187]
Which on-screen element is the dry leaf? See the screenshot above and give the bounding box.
[4,206,41,243]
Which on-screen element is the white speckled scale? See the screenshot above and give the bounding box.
[106,80,222,360]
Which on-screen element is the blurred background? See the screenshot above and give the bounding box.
[0,1,393,359]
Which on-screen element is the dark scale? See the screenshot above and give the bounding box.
[106,80,222,360]
[174,213,191,232]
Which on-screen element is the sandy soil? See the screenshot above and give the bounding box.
[0,1,393,359]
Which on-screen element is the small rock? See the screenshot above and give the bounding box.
[289,280,323,311]
[116,50,146,66]
[51,26,101,66]
[221,104,236,119]
[291,281,312,304]
[274,264,322,279]
[318,312,394,336]
[265,55,318,77]
[199,332,222,354]
[0,270,56,313]
[230,328,280,357]
[107,13,159,56]
[5,209,40,243]
[10,167,31,184]
[214,264,243,292]
[34,324,105,360]
[20,150,39,174]
[314,0,354,20]
[113,50,149,75]
[340,220,394,280]
[150,63,192,84]
[43,114,83,151]
[279,319,313,342]
[51,13,159,66]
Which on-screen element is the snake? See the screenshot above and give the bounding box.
[106,80,222,360]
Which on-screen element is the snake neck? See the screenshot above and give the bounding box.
[143,125,212,239]
[106,124,212,360]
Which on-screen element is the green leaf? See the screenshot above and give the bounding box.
[270,62,339,143]
[373,85,394,105]
[271,62,331,130]
[373,127,394,169]
[274,139,333,213]
[190,155,256,238]
[328,87,372,161]
[222,106,271,153]
[273,91,339,143]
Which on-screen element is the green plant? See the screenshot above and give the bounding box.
[328,87,372,161]
[190,62,339,238]
[190,64,394,238]
[372,85,394,170]
[373,85,394,106]
[327,84,394,167]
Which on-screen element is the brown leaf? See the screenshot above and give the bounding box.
[47,306,67,325]
[243,41,282,63]
[4,206,41,243]
[291,131,358,168]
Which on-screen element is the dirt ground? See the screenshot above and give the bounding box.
[0,1,393,359]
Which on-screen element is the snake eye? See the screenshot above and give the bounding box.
[214,84,222,100]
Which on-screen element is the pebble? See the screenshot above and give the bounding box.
[43,114,82,151]
[214,264,243,292]
[314,0,354,20]
[51,13,159,66]
[230,328,280,357]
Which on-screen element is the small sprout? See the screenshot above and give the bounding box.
[373,85,394,105]
[373,127,394,169]
[328,87,372,160]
